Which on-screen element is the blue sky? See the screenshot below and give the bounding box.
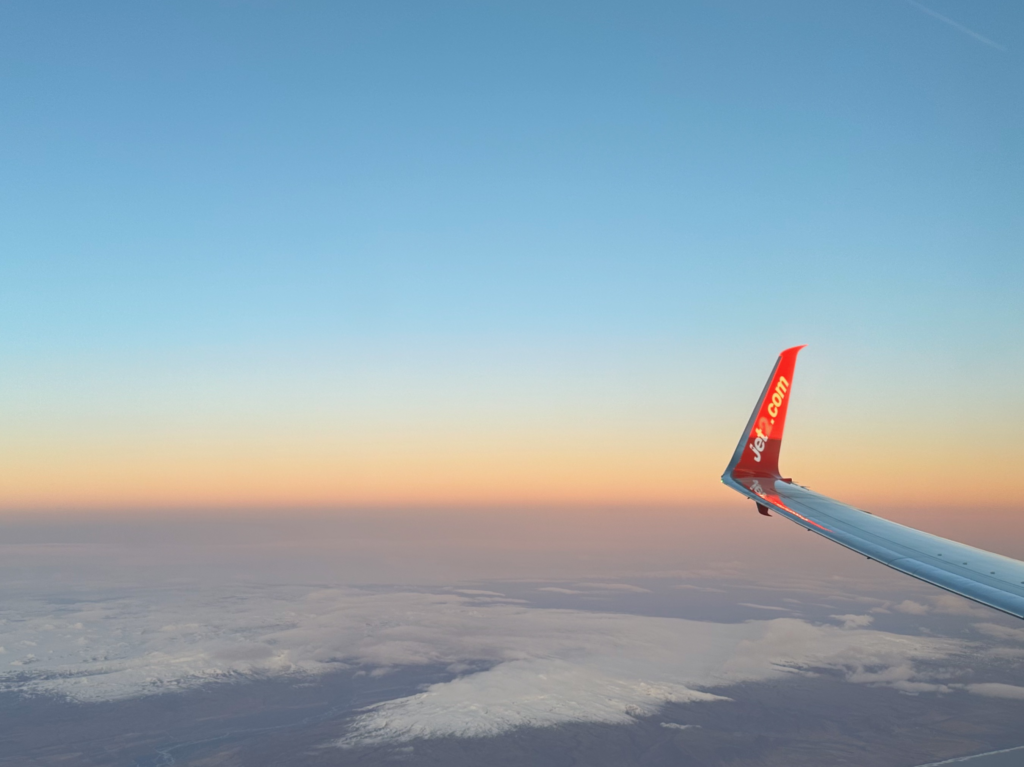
[1,1,1021,508]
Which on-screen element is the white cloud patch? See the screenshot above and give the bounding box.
[672,584,726,593]
[892,600,931,615]
[573,583,652,593]
[737,603,791,613]
[963,683,1024,700]
[974,623,1024,643]
[337,615,964,746]
[0,584,983,745]
[342,658,729,744]
[929,594,990,617]
[889,681,953,695]
[831,614,874,630]
[537,587,582,595]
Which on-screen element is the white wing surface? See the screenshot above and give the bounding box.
[722,346,1024,620]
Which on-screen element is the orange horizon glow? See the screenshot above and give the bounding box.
[1,423,1017,511]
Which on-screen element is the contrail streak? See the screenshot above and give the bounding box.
[904,0,1006,51]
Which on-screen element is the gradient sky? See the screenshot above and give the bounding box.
[1,1,1022,511]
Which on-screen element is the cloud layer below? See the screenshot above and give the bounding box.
[0,584,1007,743]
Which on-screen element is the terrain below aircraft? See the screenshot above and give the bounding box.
[722,346,1024,620]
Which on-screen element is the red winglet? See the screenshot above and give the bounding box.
[726,345,805,480]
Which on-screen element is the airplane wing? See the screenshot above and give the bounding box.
[722,346,1024,620]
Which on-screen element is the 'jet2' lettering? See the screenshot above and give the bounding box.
[747,375,789,463]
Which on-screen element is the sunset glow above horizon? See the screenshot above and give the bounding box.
[1,1,1021,513]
